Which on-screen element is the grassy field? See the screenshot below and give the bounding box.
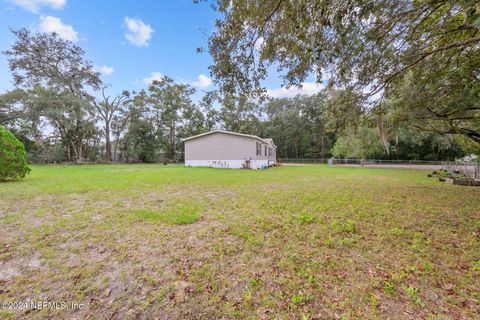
[0,164,479,319]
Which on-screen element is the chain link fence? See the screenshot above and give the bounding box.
[441,161,480,180]
[278,158,329,164]
[329,159,445,166]
[279,158,443,165]
[278,158,479,179]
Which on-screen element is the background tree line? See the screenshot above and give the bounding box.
[0,26,477,164]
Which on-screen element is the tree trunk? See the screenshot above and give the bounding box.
[74,116,83,162]
[376,116,390,156]
[66,144,71,162]
[76,140,82,162]
[70,141,78,162]
[170,118,176,161]
[322,135,326,159]
[105,121,112,162]
[319,126,325,160]
[113,140,117,162]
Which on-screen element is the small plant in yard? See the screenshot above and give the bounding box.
[422,261,433,273]
[291,292,307,305]
[384,281,395,295]
[297,210,315,224]
[369,293,380,308]
[403,285,423,305]
[242,288,253,308]
[405,265,416,273]
[391,270,407,282]
[332,219,356,234]
[0,126,31,181]
[473,260,480,272]
[249,278,259,287]
[325,236,355,248]
[410,238,425,253]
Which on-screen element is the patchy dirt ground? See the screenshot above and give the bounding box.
[0,164,479,319]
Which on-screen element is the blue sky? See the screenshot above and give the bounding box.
[0,0,323,100]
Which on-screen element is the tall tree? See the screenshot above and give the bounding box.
[198,91,220,131]
[263,93,334,158]
[122,119,157,163]
[93,87,129,162]
[3,28,102,161]
[112,90,149,162]
[148,77,196,160]
[332,126,385,160]
[218,94,262,134]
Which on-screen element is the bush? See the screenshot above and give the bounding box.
[0,126,31,180]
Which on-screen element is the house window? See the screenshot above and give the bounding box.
[265,145,267,156]
[268,147,273,157]
[256,142,261,156]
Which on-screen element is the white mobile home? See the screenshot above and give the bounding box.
[183,130,277,169]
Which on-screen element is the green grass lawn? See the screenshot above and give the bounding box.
[0,164,479,319]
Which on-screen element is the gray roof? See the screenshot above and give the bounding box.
[263,138,277,148]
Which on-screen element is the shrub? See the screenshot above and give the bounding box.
[0,126,31,181]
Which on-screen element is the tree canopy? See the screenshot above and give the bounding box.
[3,28,102,161]
[206,0,480,143]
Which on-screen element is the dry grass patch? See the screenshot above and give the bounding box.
[129,205,201,225]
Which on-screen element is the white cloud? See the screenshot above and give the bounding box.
[9,0,66,13]
[39,16,78,42]
[96,65,114,76]
[142,72,164,85]
[124,17,153,47]
[191,74,212,89]
[267,82,324,99]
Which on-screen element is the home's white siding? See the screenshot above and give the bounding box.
[185,159,269,169]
